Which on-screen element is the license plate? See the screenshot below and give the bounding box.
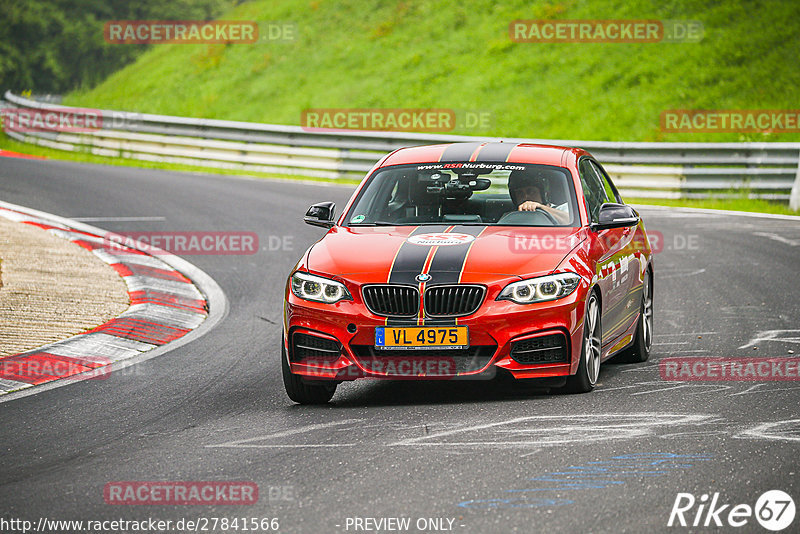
[375,326,469,350]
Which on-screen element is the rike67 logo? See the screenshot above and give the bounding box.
[668,490,795,531]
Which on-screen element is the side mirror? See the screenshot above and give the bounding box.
[592,203,639,230]
[304,202,336,228]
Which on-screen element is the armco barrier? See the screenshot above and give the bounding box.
[3,91,800,208]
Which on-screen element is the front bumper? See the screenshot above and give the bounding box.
[283,283,587,382]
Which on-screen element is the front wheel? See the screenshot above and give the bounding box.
[616,269,653,363]
[281,337,337,404]
[564,291,601,393]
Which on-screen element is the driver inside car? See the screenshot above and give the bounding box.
[508,170,571,224]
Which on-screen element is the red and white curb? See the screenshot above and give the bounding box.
[0,201,227,401]
[0,149,46,160]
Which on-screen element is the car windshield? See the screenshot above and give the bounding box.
[344,162,579,227]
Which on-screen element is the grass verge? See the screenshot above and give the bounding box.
[66,0,800,143]
[628,196,798,216]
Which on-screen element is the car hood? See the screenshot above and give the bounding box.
[306,225,586,285]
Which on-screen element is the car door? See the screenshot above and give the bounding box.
[579,158,629,350]
[591,160,642,343]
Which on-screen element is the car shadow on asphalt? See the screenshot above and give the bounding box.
[322,373,566,408]
[285,359,654,408]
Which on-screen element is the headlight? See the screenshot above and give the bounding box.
[497,272,581,304]
[291,272,352,304]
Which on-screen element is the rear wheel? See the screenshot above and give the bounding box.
[616,269,653,363]
[564,291,601,393]
[281,336,337,404]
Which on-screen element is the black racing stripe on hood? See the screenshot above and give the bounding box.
[387,225,449,285]
[425,226,486,285]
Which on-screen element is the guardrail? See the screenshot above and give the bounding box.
[3,91,800,209]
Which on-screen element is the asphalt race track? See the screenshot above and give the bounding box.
[1,157,798,533]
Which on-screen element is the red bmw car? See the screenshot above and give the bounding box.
[283,142,653,404]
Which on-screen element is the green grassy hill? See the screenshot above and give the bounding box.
[66,0,800,142]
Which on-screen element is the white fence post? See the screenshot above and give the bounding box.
[790,149,800,211]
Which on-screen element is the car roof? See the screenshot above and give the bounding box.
[378,142,588,168]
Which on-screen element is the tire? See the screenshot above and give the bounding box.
[281,336,337,404]
[564,291,601,393]
[615,268,653,363]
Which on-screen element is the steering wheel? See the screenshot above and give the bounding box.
[496,208,558,225]
[534,208,558,225]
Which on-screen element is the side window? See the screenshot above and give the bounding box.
[380,174,410,220]
[590,161,622,204]
[579,159,609,223]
